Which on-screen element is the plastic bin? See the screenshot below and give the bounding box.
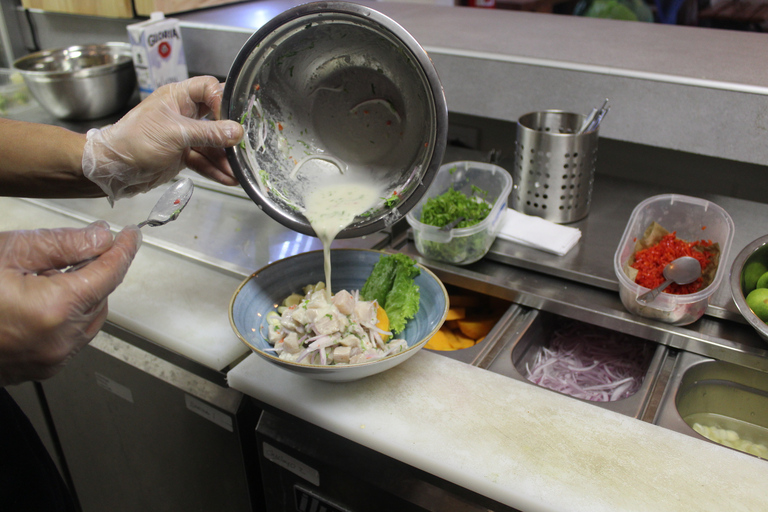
[613,194,734,325]
[406,161,513,265]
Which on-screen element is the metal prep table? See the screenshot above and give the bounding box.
[4,100,768,511]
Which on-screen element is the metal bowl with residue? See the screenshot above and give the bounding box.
[222,1,448,239]
[13,42,136,121]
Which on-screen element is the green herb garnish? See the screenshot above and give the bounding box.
[418,184,495,264]
[420,185,491,230]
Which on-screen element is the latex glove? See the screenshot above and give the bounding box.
[82,75,244,203]
[0,222,141,386]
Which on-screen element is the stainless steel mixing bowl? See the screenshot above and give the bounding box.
[13,42,136,121]
[730,234,768,343]
[222,2,448,238]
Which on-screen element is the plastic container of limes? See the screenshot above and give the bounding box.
[406,161,512,266]
[730,234,768,342]
[614,194,734,326]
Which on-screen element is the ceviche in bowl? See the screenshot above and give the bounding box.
[229,249,448,382]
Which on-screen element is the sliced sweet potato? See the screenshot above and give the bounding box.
[445,307,466,321]
[425,327,456,351]
[457,317,497,340]
[444,320,460,330]
[452,332,476,349]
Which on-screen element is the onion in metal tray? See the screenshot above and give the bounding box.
[525,319,654,402]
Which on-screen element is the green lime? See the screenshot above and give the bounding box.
[746,288,768,322]
[757,271,768,290]
[743,261,768,294]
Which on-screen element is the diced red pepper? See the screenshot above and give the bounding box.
[631,232,713,294]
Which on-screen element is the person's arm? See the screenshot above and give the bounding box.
[0,75,244,201]
[0,118,99,198]
[0,76,244,386]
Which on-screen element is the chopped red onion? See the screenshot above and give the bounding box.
[525,319,653,402]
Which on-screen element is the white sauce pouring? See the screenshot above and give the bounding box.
[240,90,398,295]
[303,181,384,295]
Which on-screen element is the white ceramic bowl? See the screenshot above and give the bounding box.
[229,249,448,382]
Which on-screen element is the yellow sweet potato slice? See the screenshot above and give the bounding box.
[445,307,466,321]
[425,328,455,351]
[457,317,497,340]
[376,305,390,341]
[452,332,476,349]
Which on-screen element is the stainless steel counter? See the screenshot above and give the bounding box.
[24,163,768,376]
[10,84,765,372]
[481,173,768,322]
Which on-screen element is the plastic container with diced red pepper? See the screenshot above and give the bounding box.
[613,194,734,326]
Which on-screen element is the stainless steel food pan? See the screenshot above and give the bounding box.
[426,303,526,366]
[654,351,768,460]
[482,308,668,419]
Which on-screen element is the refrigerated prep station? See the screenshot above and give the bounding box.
[3,1,768,511]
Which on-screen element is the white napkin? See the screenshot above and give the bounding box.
[496,208,582,256]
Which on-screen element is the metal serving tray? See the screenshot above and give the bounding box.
[654,350,768,461]
[480,308,669,419]
[424,302,526,366]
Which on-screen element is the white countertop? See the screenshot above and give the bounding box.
[0,197,249,371]
[228,349,768,512]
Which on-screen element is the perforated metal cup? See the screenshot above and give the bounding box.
[512,110,598,224]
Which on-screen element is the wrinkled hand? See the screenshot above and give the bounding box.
[0,222,141,386]
[82,75,244,203]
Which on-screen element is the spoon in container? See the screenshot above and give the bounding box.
[636,256,702,305]
[440,216,466,232]
[63,178,194,273]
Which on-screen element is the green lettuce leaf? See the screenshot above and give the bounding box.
[360,254,398,307]
[361,253,420,334]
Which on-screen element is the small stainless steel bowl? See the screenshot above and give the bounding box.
[222,2,448,238]
[730,234,768,343]
[13,42,136,121]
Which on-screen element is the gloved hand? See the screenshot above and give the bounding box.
[82,75,244,203]
[0,221,141,386]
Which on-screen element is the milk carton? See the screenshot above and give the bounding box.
[127,12,189,99]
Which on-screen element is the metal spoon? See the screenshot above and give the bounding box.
[636,256,702,305]
[578,98,609,134]
[440,216,466,232]
[64,178,194,273]
[137,177,194,227]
